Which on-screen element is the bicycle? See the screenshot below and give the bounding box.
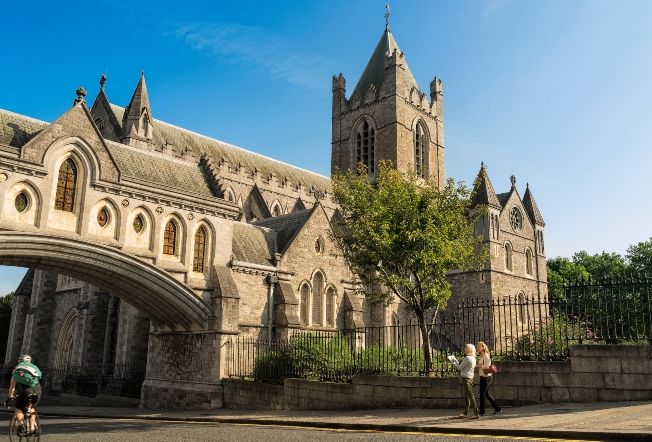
[6,395,41,441]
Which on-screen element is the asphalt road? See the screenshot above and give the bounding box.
[17,417,605,442]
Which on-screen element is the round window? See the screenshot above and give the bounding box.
[97,207,109,227]
[14,192,29,213]
[509,207,522,231]
[133,215,145,233]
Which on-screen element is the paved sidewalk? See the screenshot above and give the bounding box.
[26,401,652,441]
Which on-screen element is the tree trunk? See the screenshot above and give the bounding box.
[416,311,432,374]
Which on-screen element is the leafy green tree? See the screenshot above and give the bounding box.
[331,161,487,373]
[572,251,629,280]
[626,237,652,276]
[546,257,589,303]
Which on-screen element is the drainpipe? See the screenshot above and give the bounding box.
[266,274,279,342]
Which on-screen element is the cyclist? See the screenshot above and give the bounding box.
[7,354,42,436]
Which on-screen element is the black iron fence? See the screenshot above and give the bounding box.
[228,278,652,383]
[0,363,145,398]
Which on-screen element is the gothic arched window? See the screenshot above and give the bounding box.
[193,226,207,272]
[355,119,375,174]
[55,158,77,212]
[141,112,150,136]
[163,220,177,255]
[271,202,282,217]
[517,291,528,323]
[525,248,533,276]
[300,283,310,326]
[414,121,427,178]
[326,287,336,327]
[504,242,513,272]
[312,272,324,326]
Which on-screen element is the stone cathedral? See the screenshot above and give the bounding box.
[0,22,546,407]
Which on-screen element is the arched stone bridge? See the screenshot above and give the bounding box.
[0,231,211,330]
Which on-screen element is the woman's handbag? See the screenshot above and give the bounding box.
[485,363,498,374]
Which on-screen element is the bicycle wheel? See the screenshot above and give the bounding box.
[9,415,21,442]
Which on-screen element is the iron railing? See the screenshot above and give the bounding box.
[228,278,652,383]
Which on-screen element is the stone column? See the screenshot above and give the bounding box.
[4,269,34,365]
[114,300,150,373]
[20,270,57,365]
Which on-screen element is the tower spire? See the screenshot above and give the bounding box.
[385,1,390,31]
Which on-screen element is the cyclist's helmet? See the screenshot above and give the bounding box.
[18,354,31,363]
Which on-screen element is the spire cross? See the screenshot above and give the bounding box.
[385,1,390,30]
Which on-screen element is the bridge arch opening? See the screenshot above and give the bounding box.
[0,232,211,331]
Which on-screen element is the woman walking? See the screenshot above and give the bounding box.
[451,343,480,419]
[477,341,502,416]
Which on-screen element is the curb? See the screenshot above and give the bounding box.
[26,410,651,441]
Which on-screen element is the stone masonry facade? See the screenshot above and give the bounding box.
[1,21,546,408]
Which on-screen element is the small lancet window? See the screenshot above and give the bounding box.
[504,243,513,272]
[525,248,533,276]
[326,287,336,327]
[163,221,177,255]
[193,226,207,272]
[272,204,282,217]
[312,272,324,326]
[300,284,310,326]
[355,119,375,174]
[15,192,29,213]
[141,112,150,137]
[55,158,77,212]
[414,121,427,178]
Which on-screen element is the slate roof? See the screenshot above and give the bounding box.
[111,105,331,193]
[522,185,545,226]
[104,140,214,197]
[496,192,511,208]
[253,207,314,255]
[232,223,275,266]
[351,29,420,100]
[0,109,48,148]
[471,165,501,209]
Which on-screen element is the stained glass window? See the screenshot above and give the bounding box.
[163,221,177,255]
[97,207,109,227]
[15,192,28,213]
[193,227,207,272]
[55,158,77,212]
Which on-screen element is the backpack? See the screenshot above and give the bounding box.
[12,363,41,388]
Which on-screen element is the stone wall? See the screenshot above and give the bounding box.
[223,345,652,410]
[141,331,223,409]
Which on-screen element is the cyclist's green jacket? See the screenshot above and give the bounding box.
[12,362,42,388]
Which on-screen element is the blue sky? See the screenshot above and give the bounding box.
[1,0,651,294]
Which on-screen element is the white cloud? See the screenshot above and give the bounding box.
[169,22,330,93]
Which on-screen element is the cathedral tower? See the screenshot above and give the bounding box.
[331,21,444,186]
